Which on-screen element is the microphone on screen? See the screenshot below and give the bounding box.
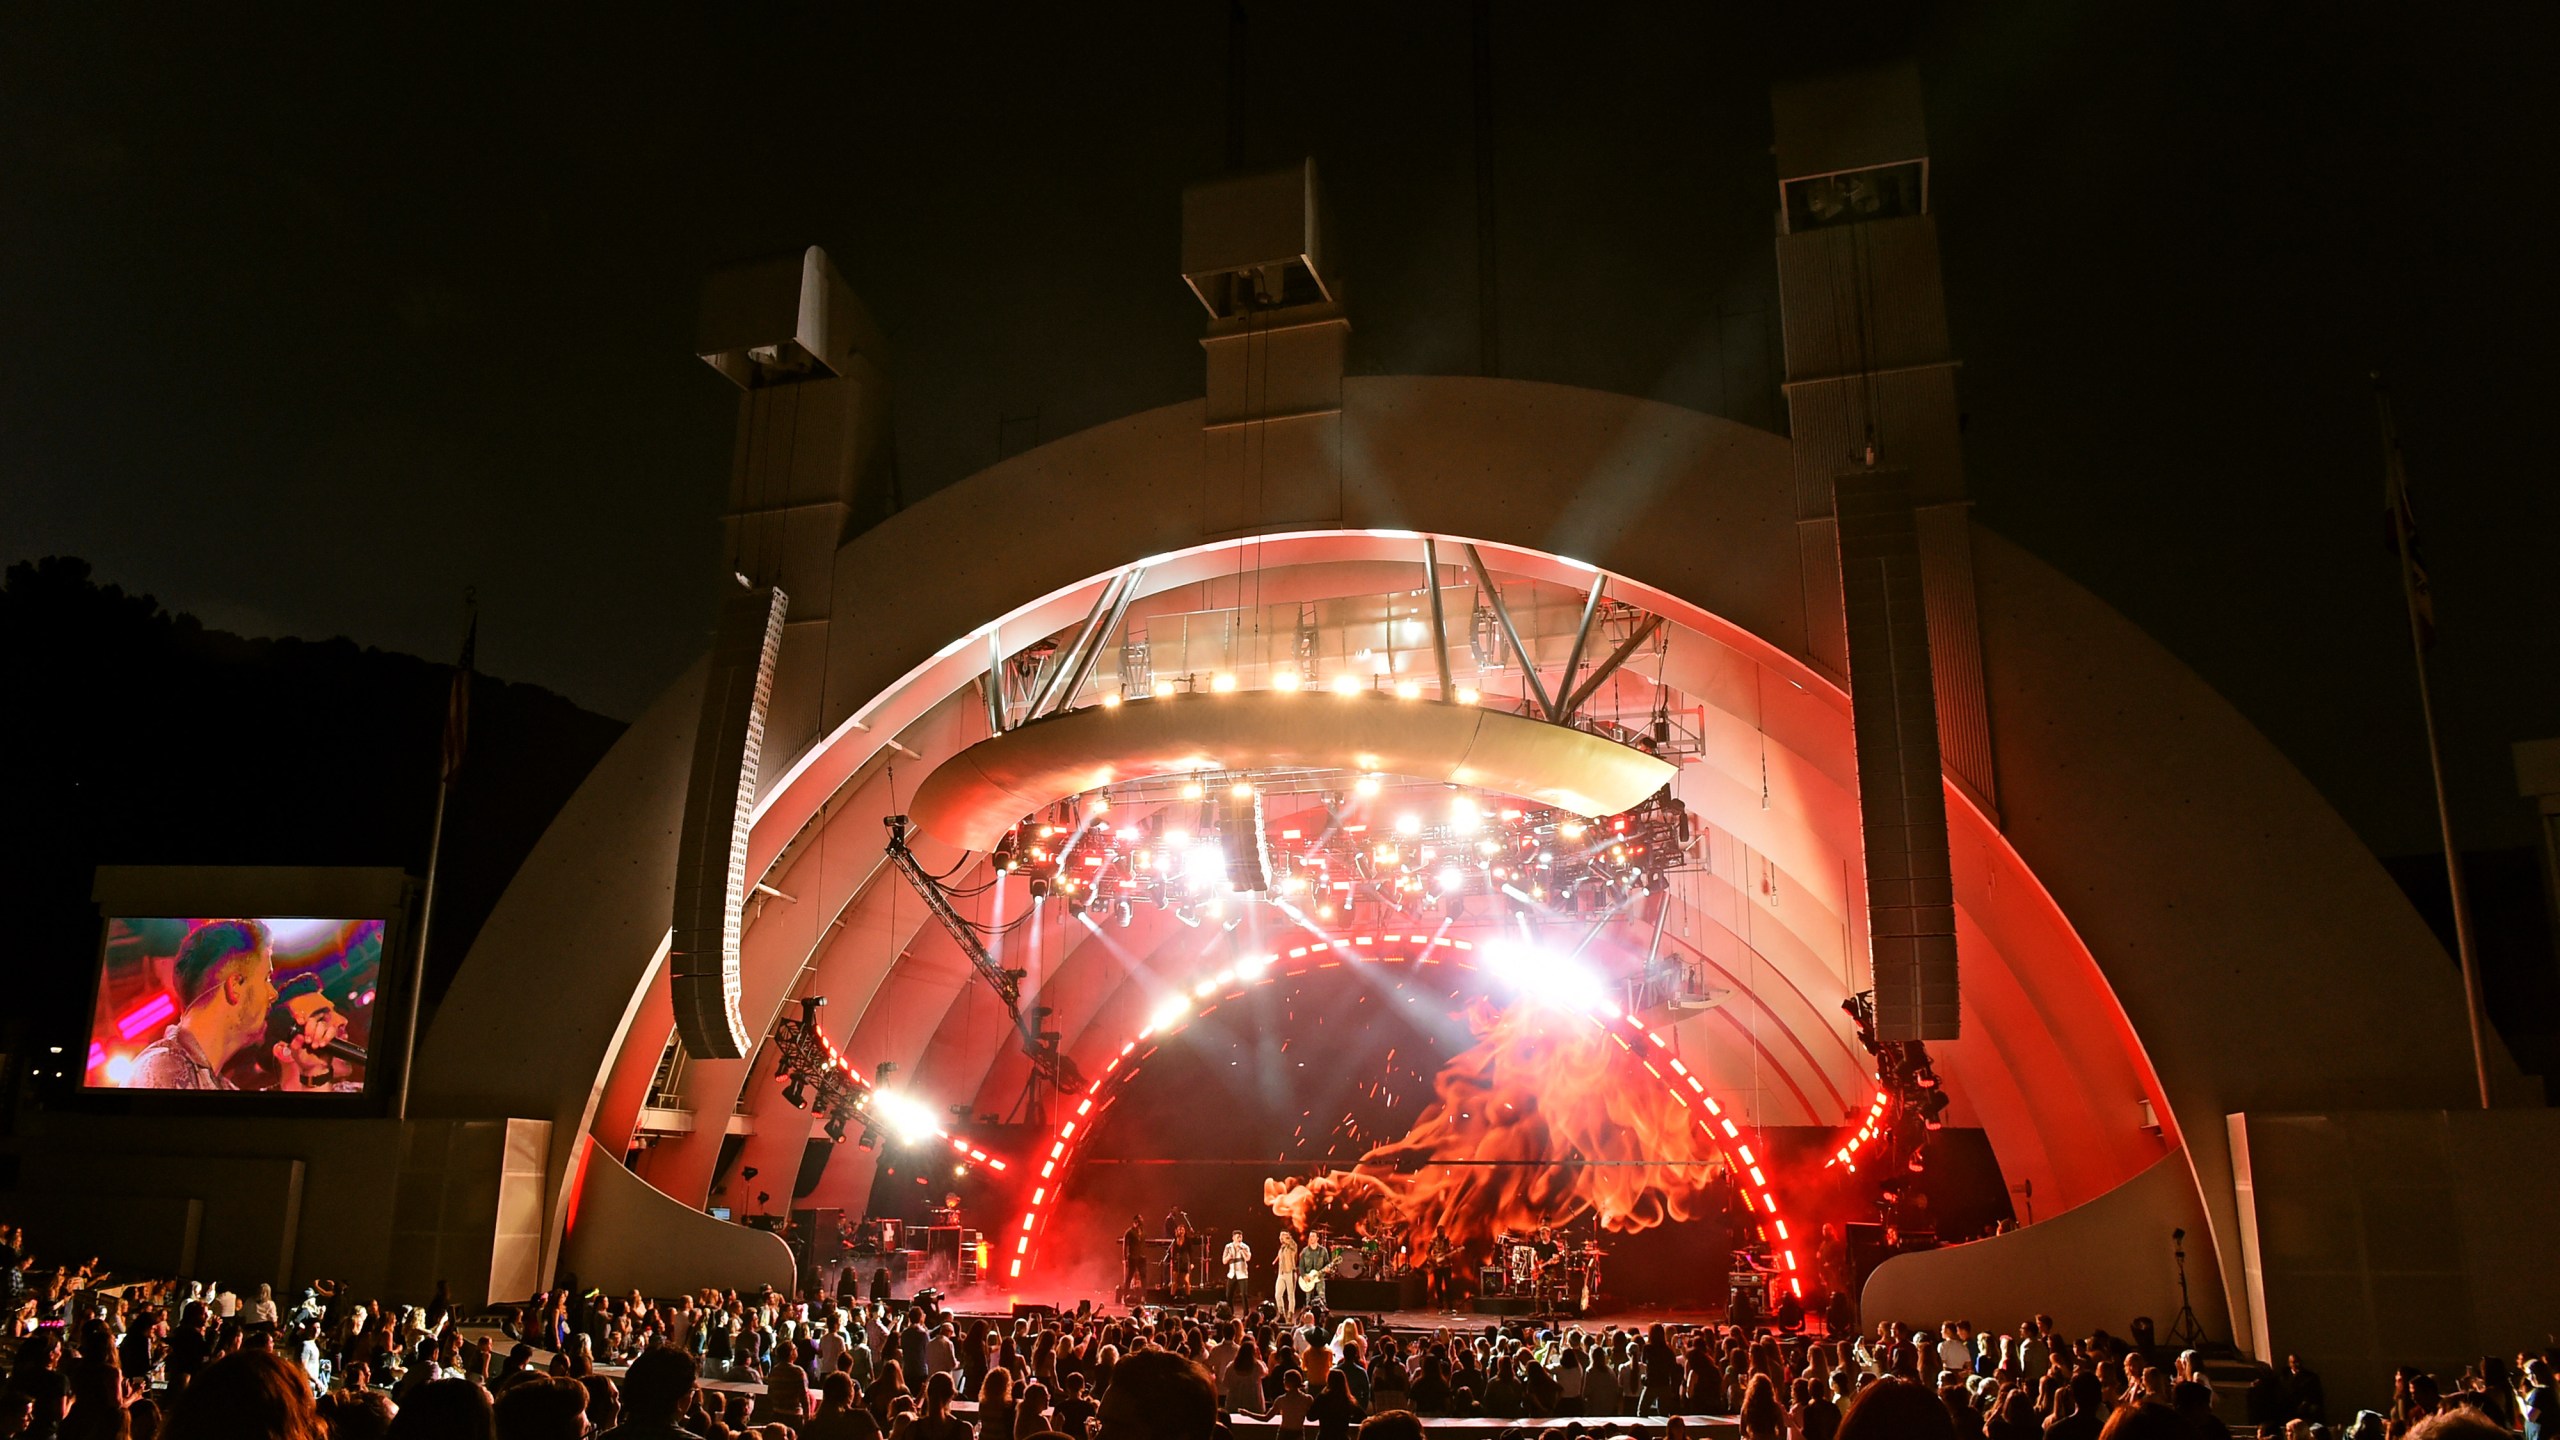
[319,1037,369,1067]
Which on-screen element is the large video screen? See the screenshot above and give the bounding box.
[87,917,385,1094]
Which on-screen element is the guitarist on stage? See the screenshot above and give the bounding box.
[1296,1229,1333,1316]
[1424,1233,1455,1312]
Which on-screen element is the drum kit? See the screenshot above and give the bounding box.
[1479,1229,1609,1314]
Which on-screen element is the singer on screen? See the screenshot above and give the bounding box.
[127,920,278,1091]
[255,973,364,1092]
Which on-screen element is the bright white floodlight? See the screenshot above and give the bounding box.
[1478,938,1613,1014]
[868,1089,942,1144]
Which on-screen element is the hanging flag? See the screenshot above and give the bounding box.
[441,600,477,784]
[2376,384,2436,650]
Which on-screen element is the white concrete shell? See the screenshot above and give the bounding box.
[423,376,2526,1340]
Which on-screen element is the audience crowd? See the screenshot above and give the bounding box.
[4,1222,2551,1440]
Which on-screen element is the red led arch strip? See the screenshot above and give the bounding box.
[1003,933,1800,1297]
[800,1022,1012,1173]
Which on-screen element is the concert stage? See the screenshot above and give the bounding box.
[30,71,2553,1427]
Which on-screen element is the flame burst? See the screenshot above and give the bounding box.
[1265,999,1728,1255]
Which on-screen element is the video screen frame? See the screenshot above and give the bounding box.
[80,867,417,1117]
[88,916,387,1096]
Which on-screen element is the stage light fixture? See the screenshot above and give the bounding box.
[1456,686,1480,705]
[1211,672,1239,693]
[1101,691,1122,707]
[1331,674,1362,696]
[1479,938,1611,1013]
[1450,797,1481,834]
[1394,680,1423,700]
[1148,994,1192,1032]
[1272,669,1302,692]
[782,1079,809,1107]
[1089,795,1109,814]
[1152,680,1176,698]
[1354,774,1381,798]
[1317,903,1337,920]
[1437,867,1465,894]
[1181,778,1205,799]
[1230,780,1255,799]
[1185,840,1227,881]
[869,1089,941,1145]
[1395,813,1422,836]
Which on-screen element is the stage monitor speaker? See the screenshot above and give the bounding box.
[790,1207,845,1265]
[1012,1303,1058,1322]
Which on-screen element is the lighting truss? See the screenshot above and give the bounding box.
[995,783,1698,929]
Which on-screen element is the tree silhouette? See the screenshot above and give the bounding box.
[0,556,623,1105]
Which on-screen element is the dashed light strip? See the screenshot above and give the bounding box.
[1004,938,1797,1296]
[804,1028,1011,1172]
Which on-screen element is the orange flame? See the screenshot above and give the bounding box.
[1266,999,1727,1256]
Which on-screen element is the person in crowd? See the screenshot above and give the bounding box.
[1261,1370,1315,1438]
[801,1374,878,1440]
[1099,1351,1218,1440]
[164,1352,325,1440]
[1306,1369,1363,1440]
[899,1373,969,1440]
[386,1379,493,1440]
[490,1378,587,1440]
[1051,1372,1097,1440]
[319,1390,396,1440]
[8,1330,71,1440]
[1354,1412,1420,1440]
[1837,1377,1956,1440]
[750,1362,806,1428]
[977,1367,1018,1440]
[598,1347,702,1440]
[1738,1374,1785,1439]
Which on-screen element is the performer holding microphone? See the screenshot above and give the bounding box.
[1223,1231,1252,1306]
[1273,1229,1300,1321]
[264,973,365,1091]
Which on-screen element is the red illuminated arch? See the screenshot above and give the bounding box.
[1002,934,1805,1298]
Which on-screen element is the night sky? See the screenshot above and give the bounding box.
[6,4,2553,856]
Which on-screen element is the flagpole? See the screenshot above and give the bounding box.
[398,592,476,1122]
[2377,381,2492,1110]
[398,761,453,1122]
